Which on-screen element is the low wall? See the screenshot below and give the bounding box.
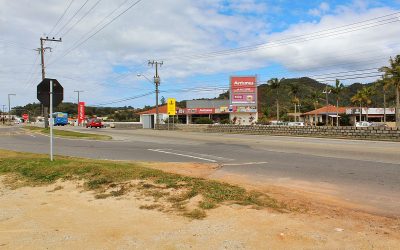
[156,124,400,141]
[104,122,142,129]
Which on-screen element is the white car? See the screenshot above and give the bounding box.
[355,121,372,127]
[288,122,305,126]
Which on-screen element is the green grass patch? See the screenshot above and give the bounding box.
[0,149,286,218]
[23,126,111,140]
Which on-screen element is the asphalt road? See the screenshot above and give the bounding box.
[1,126,399,216]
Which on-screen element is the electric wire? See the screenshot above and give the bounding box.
[48,0,75,36]
[60,0,103,38]
[53,0,90,37]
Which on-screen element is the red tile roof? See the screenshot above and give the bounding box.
[303,105,348,115]
[137,105,169,115]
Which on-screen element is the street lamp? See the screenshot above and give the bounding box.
[8,94,16,125]
[137,73,160,129]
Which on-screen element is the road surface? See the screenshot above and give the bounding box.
[0,125,399,216]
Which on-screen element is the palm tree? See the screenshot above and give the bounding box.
[310,90,322,126]
[268,78,284,121]
[376,76,392,122]
[330,79,344,127]
[289,83,300,122]
[380,55,400,128]
[360,86,374,121]
[351,90,364,123]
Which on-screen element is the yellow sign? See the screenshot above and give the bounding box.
[167,98,176,115]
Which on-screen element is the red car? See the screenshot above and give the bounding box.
[86,118,104,128]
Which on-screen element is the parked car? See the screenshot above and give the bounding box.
[288,122,305,126]
[86,118,104,128]
[355,121,372,127]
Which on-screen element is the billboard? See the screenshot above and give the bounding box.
[167,98,176,115]
[230,76,257,107]
[78,102,85,124]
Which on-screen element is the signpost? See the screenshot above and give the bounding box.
[167,98,176,130]
[37,78,63,161]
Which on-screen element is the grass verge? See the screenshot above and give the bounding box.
[0,149,286,219]
[23,126,112,140]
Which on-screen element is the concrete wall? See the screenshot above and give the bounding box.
[104,122,142,129]
[156,124,400,141]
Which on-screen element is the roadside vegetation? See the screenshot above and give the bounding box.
[23,126,112,140]
[0,149,286,219]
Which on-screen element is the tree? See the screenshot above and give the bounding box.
[360,86,374,121]
[330,79,344,127]
[375,76,392,122]
[289,83,300,122]
[310,90,322,126]
[267,78,284,121]
[160,96,166,105]
[379,55,400,128]
[351,90,364,122]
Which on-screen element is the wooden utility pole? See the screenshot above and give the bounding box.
[148,60,163,129]
[36,37,62,128]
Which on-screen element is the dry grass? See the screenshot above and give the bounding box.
[0,149,286,219]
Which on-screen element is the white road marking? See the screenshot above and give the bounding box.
[148,149,217,162]
[222,162,268,166]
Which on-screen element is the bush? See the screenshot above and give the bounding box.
[194,117,213,124]
[220,119,231,124]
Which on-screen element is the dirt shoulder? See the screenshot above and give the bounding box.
[1,179,399,249]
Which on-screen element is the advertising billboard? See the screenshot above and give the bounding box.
[167,98,176,115]
[230,76,257,106]
[78,102,85,124]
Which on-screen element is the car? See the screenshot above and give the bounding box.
[355,121,372,127]
[288,122,305,126]
[86,118,104,128]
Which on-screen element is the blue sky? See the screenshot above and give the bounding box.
[1,0,400,107]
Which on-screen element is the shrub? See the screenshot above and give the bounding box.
[194,117,213,124]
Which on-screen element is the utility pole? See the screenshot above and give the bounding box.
[36,37,62,128]
[323,85,331,126]
[74,90,84,125]
[1,105,6,124]
[8,94,16,125]
[148,60,163,129]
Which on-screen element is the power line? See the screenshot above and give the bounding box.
[162,13,400,61]
[54,0,90,37]
[48,0,75,36]
[60,0,103,38]
[49,0,143,66]
[91,90,154,106]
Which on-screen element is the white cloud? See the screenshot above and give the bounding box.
[0,0,399,107]
[308,2,330,17]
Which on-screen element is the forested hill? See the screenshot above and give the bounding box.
[256,77,397,119]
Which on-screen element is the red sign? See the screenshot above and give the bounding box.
[22,113,29,122]
[78,102,85,124]
[230,76,257,105]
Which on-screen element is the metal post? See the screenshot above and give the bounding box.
[50,80,54,161]
[7,94,15,125]
[8,95,10,125]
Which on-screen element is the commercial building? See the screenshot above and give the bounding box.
[302,105,347,126]
[346,108,395,124]
[138,76,259,128]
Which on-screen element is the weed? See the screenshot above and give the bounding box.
[199,200,217,210]
[139,204,161,210]
[183,209,207,220]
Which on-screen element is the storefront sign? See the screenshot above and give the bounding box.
[230,76,257,105]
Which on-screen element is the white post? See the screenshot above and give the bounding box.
[49,80,54,161]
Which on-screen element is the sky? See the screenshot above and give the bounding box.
[1,0,400,108]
